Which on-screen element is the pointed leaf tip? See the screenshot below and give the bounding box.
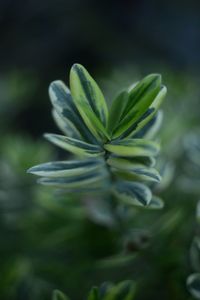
[52,289,69,300]
[70,63,109,141]
[112,73,163,139]
[44,133,104,157]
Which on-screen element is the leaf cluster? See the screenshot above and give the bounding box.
[28,64,167,208]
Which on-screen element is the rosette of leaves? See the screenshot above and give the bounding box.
[28,64,167,208]
[52,280,136,300]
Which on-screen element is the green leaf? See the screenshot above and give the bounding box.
[49,80,97,144]
[132,110,163,139]
[52,290,69,300]
[187,273,200,299]
[112,181,152,206]
[87,287,99,300]
[146,196,164,209]
[104,139,160,157]
[107,91,129,134]
[27,158,104,178]
[107,155,156,168]
[38,169,108,189]
[107,156,155,169]
[52,109,80,139]
[44,133,104,157]
[121,86,166,139]
[103,281,136,300]
[110,165,161,183]
[112,74,162,138]
[70,64,109,141]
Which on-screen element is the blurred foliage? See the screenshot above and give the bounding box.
[183,133,200,299]
[52,280,136,300]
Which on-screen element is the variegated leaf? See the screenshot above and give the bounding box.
[187,273,200,299]
[112,181,152,206]
[107,156,156,170]
[49,80,97,144]
[107,90,129,135]
[38,170,108,189]
[146,196,164,209]
[110,165,161,183]
[44,133,104,157]
[27,158,104,178]
[52,109,81,139]
[104,139,160,157]
[121,86,166,139]
[70,64,110,141]
[112,74,162,138]
[131,110,163,139]
[110,155,156,168]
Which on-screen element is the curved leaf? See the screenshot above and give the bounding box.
[52,109,81,139]
[131,110,163,139]
[38,169,108,189]
[121,86,166,139]
[107,156,156,169]
[112,74,162,138]
[187,273,200,299]
[87,287,99,300]
[107,91,129,134]
[146,196,164,209]
[44,133,104,157]
[112,181,152,206]
[103,280,136,300]
[49,80,98,144]
[27,158,104,177]
[111,165,161,183]
[70,64,109,141]
[104,139,160,157]
[52,290,69,300]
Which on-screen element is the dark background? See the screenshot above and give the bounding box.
[1,0,200,137]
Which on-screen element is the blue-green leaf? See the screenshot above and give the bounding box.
[38,169,108,189]
[49,80,97,144]
[146,196,164,209]
[187,273,200,299]
[44,133,104,157]
[110,165,161,183]
[52,109,80,139]
[27,158,104,178]
[113,181,152,206]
